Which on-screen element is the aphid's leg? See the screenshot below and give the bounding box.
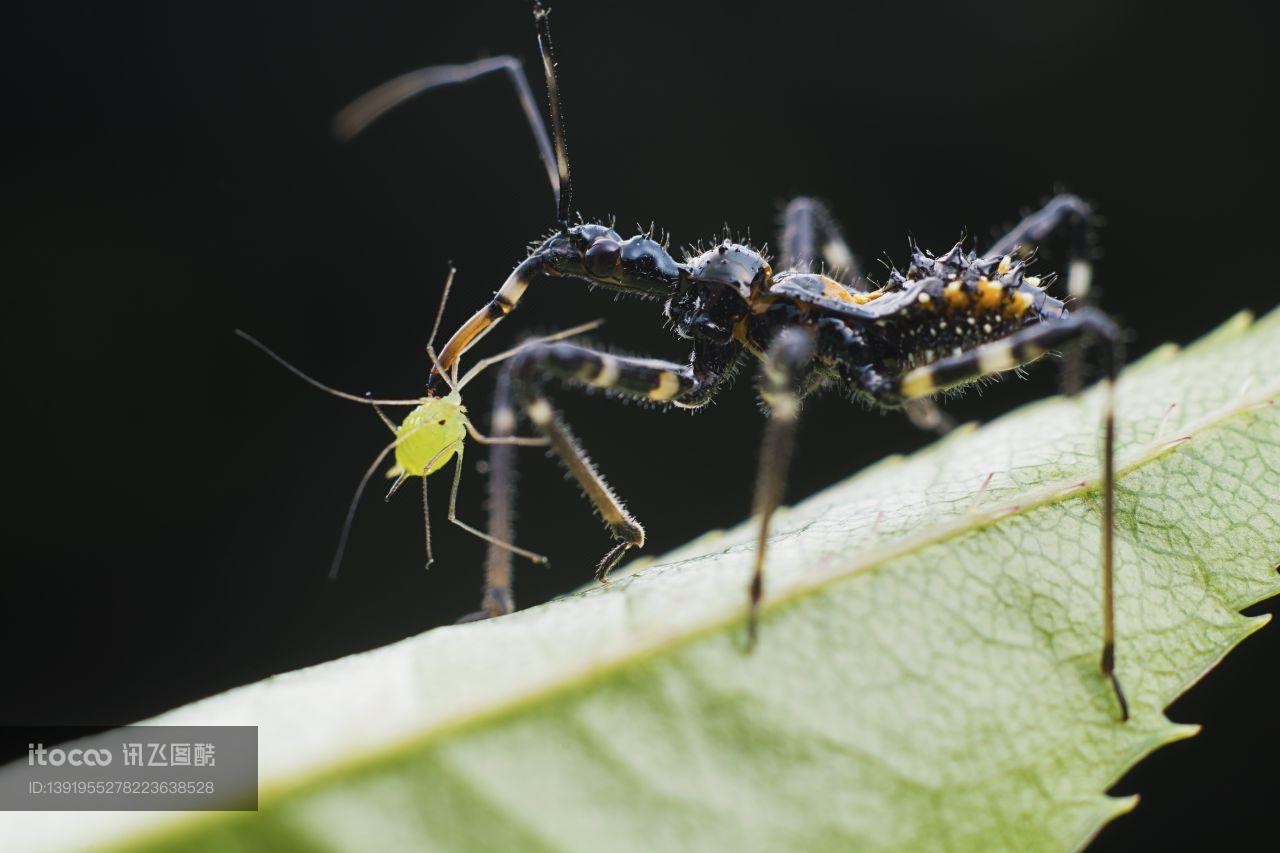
[444,443,549,565]
[984,193,1097,393]
[417,439,465,570]
[461,418,549,447]
[886,309,1129,721]
[746,328,817,650]
[778,197,860,285]
[509,341,739,582]
[421,474,434,570]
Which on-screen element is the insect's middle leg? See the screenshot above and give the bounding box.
[746,328,817,649]
[482,369,521,619]
[508,341,736,583]
[778,197,860,285]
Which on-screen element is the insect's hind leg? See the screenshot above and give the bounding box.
[985,193,1097,392]
[778,197,859,285]
[902,398,957,435]
[507,341,734,583]
[746,328,816,650]
[887,308,1129,721]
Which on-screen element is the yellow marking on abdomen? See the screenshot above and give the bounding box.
[819,276,855,303]
[1009,291,1035,318]
[944,280,969,309]
[976,277,1003,309]
[851,286,887,305]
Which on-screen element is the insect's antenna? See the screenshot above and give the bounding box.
[235,330,423,407]
[330,437,402,580]
[332,56,560,209]
[533,1,572,231]
[456,318,604,390]
[425,265,457,357]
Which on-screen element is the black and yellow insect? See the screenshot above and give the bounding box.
[336,2,1127,719]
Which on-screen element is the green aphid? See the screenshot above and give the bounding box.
[237,267,599,577]
[389,391,468,481]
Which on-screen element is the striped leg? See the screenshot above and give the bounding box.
[509,341,740,582]
[779,197,860,285]
[903,398,957,434]
[747,328,817,649]
[985,193,1097,393]
[893,308,1129,721]
[456,368,522,623]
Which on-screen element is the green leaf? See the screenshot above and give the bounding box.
[8,309,1280,852]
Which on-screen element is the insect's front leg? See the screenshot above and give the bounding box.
[746,328,817,649]
[506,340,739,583]
[430,231,683,391]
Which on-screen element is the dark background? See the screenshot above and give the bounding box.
[4,0,1277,847]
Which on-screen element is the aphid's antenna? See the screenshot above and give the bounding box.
[426,265,457,357]
[330,435,404,580]
[425,265,463,395]
[332,57,560,213]
[533,1,573,231]
[366,392,397,433]
[456,318,603,390]
[235,330,424,407]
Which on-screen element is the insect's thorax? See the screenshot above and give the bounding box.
[393,393,466,478]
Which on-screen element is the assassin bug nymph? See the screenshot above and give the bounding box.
[335,2,1128,719]
[237,266,600,584]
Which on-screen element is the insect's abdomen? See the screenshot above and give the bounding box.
[394,397,466,477]
[877,244,1063,371]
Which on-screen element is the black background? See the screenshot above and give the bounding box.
[5,0,1277,847]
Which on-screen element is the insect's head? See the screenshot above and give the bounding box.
[666,241,771,344]
[534,224,682,298]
